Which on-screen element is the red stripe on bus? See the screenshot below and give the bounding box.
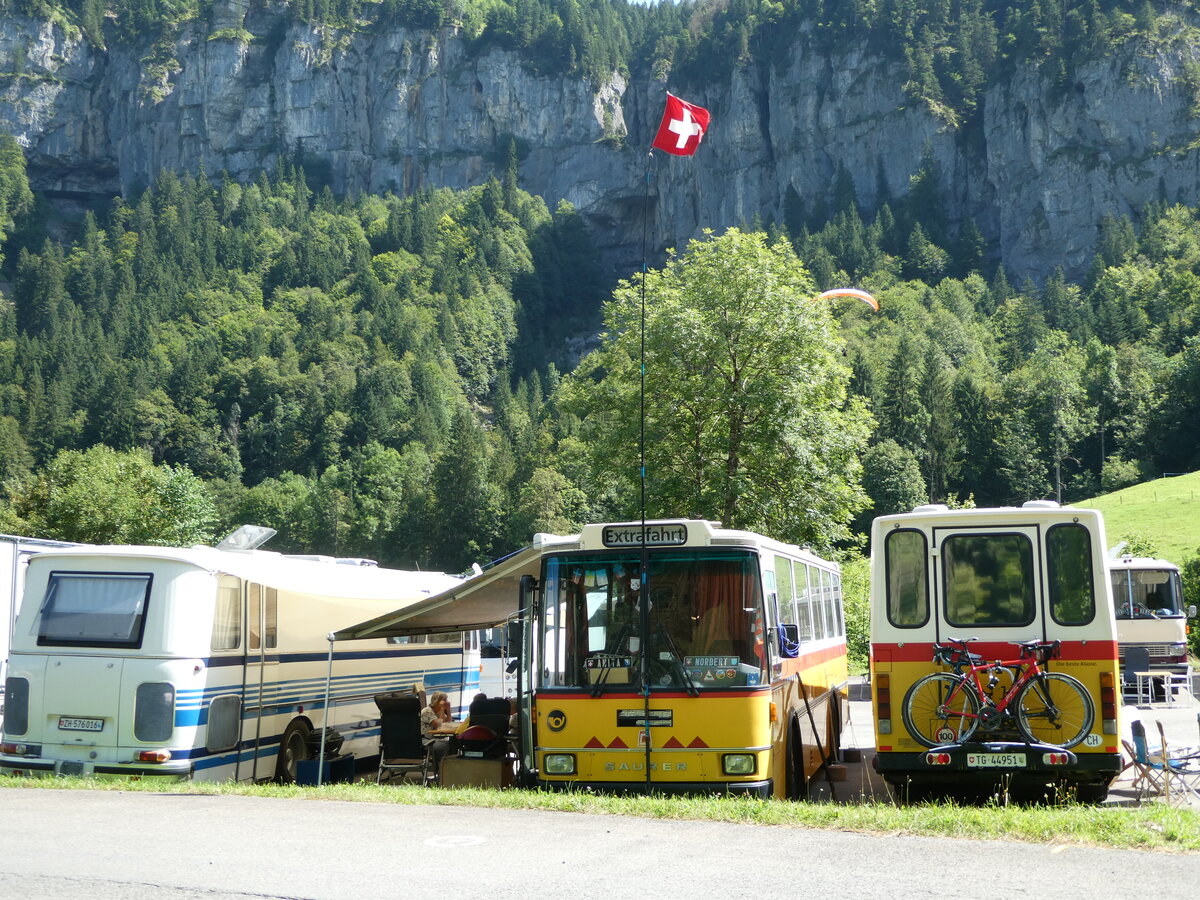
[540,690,764,700]
[871,640,1118,663]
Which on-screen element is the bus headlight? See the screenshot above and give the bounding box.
[543,753,576,775]
[722,753,756,776]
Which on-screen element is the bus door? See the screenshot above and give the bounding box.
[931,524,1046,653]
[873,526,938,717]
[240,582,277,780]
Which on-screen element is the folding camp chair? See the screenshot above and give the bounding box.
[374,693,434,785]
[1127,720,1200,805]
[1123,734,1165,800]
[1155,720,1200,806]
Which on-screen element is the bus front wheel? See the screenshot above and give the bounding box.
[276,719,312,783]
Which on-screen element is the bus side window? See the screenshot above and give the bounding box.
[796,564,814,641]
[833,572,844,638]
[211,577,241,651]
[811,569,827,640]
[885,529,929,628]
[263,587,278,649]
[248,584,261,651]
[1047,523,1095,626]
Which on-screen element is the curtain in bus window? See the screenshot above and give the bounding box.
[692,561,757,660]
[1046,524,1095,626]
[263,587,278,649]
[248,584,262,650]
[943,533,1035,627]
[211,578,241,651]
[38,573,151,646]
[885,530,928,628]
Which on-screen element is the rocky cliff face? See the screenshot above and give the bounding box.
[2,2,1200,282]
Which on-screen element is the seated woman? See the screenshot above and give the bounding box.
[420,691,455,768]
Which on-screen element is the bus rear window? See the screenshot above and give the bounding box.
[1047,523,1095,626]
[885,530,928,628]
[943,533,1034,627]
[37,572,152,648]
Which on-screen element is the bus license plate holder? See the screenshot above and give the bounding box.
[58,716,104,732]
[966,752,1026,768]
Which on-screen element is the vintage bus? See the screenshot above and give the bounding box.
[0,535,465,781]
[1,535,76,731]
[1109,555,1194,682]
[335,519,850,798]
[869,502,1122,802]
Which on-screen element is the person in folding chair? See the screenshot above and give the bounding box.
[375,692,436,785]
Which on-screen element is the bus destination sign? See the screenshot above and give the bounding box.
[601,523,688,548]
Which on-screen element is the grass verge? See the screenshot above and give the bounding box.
[3,775,1197,852]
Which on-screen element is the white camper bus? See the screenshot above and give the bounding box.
[1,536,77,731]
[1,538,462,781]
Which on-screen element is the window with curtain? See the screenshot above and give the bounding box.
[539,550,766,690]
[211,577,241,651]
[38,572,153,648]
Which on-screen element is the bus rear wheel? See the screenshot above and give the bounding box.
[276,720,312,783]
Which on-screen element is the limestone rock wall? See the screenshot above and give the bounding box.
[2,4,1199,281]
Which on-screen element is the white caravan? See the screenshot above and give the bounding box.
[1,539,461,781]
[1,535,77,730]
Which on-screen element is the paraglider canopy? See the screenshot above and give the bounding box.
[817,287,880,311]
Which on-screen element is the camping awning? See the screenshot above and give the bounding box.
[330,543,548,641]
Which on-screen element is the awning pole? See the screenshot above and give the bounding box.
[318,634,335,786]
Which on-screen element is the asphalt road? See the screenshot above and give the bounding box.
[2,787,1199,900]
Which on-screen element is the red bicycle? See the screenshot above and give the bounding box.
[902,637,1095,749]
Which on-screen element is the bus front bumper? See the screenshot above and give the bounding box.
[538,777,773,798]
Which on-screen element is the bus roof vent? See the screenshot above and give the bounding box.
[217,524,277,552]
[1022,500,1061,509]
[912,504,948,514]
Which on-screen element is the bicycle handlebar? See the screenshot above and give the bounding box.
[932,637,1061,667]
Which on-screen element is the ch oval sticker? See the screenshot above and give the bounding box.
[545,709,567,732]
[1083,733,1102,748]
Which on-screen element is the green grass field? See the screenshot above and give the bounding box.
[1083,470,1200,564]
[2,776,1198,852]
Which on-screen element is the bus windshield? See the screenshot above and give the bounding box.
[1111,568,1184,618]
[538,550,766,691]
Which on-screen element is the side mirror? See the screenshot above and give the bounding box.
[777,624,800,659]
[506,618,524,647]
[1188,604,1197,619]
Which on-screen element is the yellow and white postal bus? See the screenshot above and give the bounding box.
[336,519,850,798]
[869,502,1122,802]
[1,537,462,781]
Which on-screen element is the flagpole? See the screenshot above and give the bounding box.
[639,147,653,792]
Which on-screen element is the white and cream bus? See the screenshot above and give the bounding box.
[1109,555,1194,682]
[1,534,463,781]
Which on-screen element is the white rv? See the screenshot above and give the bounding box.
[1,539,462,781]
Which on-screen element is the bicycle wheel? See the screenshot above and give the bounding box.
[902,673,981,748]
[1015,673,1094,749]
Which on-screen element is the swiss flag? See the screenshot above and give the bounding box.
[651,93,710,156]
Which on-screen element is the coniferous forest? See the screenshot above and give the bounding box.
[0,1,1198,591]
